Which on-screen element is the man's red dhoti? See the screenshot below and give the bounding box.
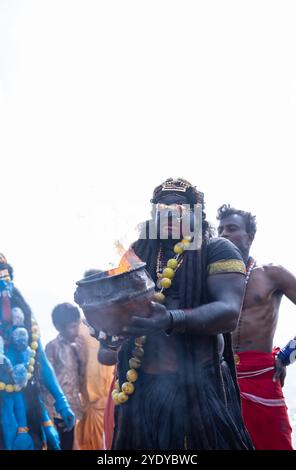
[236,350,293,450]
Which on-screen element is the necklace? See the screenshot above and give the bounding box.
[154,245,185,302]
[112,236,191,405]
[233,257,256,365]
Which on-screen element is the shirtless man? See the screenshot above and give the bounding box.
[217,204,295,450]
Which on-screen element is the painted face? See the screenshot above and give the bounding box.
[12,307,25,327]
[154,194,194,240]
[218,214,253,254]
[0,268,10,281]
[0,274,13,294]
[11,327,29,352]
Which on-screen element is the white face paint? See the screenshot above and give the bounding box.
[12,307,25,326]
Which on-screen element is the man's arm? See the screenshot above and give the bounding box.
[268,265,296,303]
[44,342,55,369]
[122,272,246,336]
[185,272,246,334]
[268,266,296,385]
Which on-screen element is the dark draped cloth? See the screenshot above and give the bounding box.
[113,336,252,450]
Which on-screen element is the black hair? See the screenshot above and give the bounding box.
[0,262,14,280]
[217,204,257,236]
[51,303,80,331]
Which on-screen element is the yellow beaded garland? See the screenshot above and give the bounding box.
[153,292,166,303]
[132,347,144,359]
[117,392,129,404]
[112,339,143,405]
[126,369,138,382]
[112,239,191,406]
[160,277,172,289]
[121,382,135,395]
[173,242,185,254]
[162,267,175,279]
[166,258,178,269]
[134,336,146,347]
[153,238,191,305]
[129,357,141,369]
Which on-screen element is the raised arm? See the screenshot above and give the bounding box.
[122,272,245,337]
[184,272,245,334]
[122,238,247,337]
[268,264,296,304]
[268,265,296,385]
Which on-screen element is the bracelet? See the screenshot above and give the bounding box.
[42,420,54,427]
[17,427,29,434]
[277,338,296,366]
[166,310,187,335]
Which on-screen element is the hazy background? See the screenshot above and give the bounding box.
[1,0,296,444]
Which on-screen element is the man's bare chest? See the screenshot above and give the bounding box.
[243,268,278,310]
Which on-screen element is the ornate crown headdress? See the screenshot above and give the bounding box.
[151,178,204,205]
[161,178,192,193]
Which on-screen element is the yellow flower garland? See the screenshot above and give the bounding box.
[112,237,192,405]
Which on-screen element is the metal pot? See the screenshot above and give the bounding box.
[74,263,155,335]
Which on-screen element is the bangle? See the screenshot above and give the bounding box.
[17,427,29,434]
[166,310,187,335]
[277,338,296,366]
[42,420,53,427]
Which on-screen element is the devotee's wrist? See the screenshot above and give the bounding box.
[277,338,296,366]
[165,309,187,335]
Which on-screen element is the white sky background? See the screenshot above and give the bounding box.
[1,0,296,425]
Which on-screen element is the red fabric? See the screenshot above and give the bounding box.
[1,292,12,323]
[103,375,115,450]
[236,350,293,450]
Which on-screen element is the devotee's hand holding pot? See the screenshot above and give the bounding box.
[121,301,171,337]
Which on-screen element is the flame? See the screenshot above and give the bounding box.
[107,248,143,276]
[114,240,126,256]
